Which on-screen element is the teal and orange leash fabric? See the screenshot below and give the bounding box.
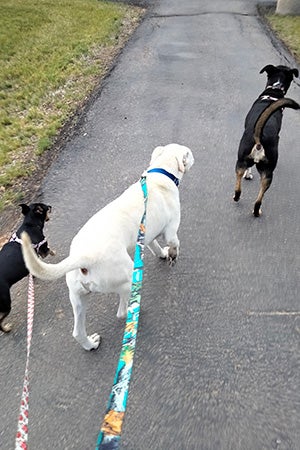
[96,176,148,450]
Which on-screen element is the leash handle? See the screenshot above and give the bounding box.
[15,274,34,450]
[96,176,148,449]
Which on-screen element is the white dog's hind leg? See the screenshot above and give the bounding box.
[70,291,101,350]
[116,277,132,319]
[164,228,180,263]
[117,293,130,319]
[67,280,101,351]
[109,252,133,319]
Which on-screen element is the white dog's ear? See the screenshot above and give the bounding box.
[176,153,187,173]
[150,146,165,165]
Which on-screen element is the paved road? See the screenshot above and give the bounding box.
[1,1,300,449]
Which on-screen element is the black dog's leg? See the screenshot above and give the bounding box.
[253,171,273,217]
[233,166,246,202]
[0,282,12,333]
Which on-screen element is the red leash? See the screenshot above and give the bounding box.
[15,274,35,450]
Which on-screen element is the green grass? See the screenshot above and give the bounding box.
[0,0,143,210]
[266,14,300,62]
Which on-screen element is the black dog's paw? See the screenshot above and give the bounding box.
[0,313,12,333]
[0,321,12,333]
[253,209,261,217]
[233,191,241,202]
[39,248,56,259]
[253,202,262,217]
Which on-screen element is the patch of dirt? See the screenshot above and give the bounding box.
[0,7,146,248]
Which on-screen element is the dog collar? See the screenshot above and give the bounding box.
[147,168,180,187]
[266,82,285,93]
[10,232,47,251]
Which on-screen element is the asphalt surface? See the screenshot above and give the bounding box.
[1,0,300,449]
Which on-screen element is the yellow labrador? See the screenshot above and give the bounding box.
[21,144,194,350]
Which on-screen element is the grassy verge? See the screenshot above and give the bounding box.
[0,0,144,210]
[265,13,300,63]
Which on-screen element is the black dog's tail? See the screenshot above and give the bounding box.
[254,98,300,148]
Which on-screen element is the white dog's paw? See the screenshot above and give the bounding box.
[81,333,101,351]
[88,333,101,350]
[160,246,170,259]
[161,246,178,266]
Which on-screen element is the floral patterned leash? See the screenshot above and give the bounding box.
[15,273,35,450]
[96,175,148,450]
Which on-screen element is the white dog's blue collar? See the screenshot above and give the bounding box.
[147,168,180,187]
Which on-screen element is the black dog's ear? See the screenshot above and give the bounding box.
[19,204,30,216]
[33,204,45,216]
[260,65,276,75]
[292,68,299,78]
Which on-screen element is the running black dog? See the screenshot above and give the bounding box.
[0,203,54,332]
[233,64,299,216]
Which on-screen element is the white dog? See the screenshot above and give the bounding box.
[21,144,194,350]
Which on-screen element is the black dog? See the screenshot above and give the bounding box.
[233,64,299,216]
[0,203,53,332]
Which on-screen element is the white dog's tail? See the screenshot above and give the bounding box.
[21,232,82,280]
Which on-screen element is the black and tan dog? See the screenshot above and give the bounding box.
[233,64,299,216]
[0,203,53,332]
